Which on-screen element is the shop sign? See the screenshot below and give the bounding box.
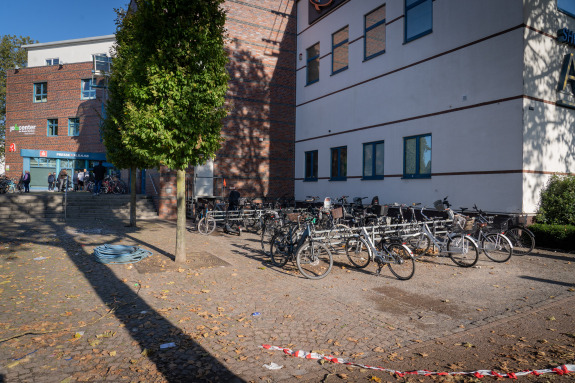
[9,124,36,135]
[557,53,575,108]
[39,150,48,157]
[558,28,575,47]
[55,152,90,159]
[9,143,17,152]
[308,0,345,24]
[309,0,332,11]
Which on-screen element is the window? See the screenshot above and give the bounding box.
[47,119,58,136]
[304,150,318,181]
[330,146,347,181]
[364,5,386,60]
[306,43,320,85]
[559,0,575,17]
[93,54,111,73]
[403,134,431,178]
[405,0,432,43]
[81,79,96,100]
[46,58,59,66]
[34,82,47,103]
[68,118,80,136]
[332,26,349,74]
[363,141,384,180]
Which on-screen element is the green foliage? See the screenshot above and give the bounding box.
[529,223,575,252]
[0,35,36,157]
[537,175,575,225]
[106,0,230,171]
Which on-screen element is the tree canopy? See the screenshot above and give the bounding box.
[1,35,36,158]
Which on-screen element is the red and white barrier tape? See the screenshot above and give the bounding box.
[260,344,575,379]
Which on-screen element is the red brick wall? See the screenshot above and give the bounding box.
[5,62,105,177]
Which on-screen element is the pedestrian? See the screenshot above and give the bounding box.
[48,172,55,192]
[22,170,31,193]
[73,170,79,192]
[58,168,68,192]
[93,161,106,196]
[78,169,86,191]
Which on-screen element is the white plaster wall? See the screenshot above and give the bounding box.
[295,0,526,212]
[26,36,115,67]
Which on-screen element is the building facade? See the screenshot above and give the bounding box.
[4,36,115,190]
[295,0,575,214]
[4,1,296,217]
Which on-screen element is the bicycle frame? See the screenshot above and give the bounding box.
[420,221,479,255]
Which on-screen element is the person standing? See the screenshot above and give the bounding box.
[48,172,55,192]
[58,168,68,192]
[93,161,106,196]
[22,171,31,193]
[78,169,85,191]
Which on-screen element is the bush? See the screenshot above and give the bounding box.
[529,223,575,252]
[537,175,575,225]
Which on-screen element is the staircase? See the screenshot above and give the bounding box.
[0,192,158,223]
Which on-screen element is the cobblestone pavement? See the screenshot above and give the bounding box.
[0,219,574,382]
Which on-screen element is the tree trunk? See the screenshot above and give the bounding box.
[129,166,137,227]
[175,168,186,263]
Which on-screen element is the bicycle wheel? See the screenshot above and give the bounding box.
[504,226,535,255]
[406,232,431,259]
[386,243,416,280]
[327,224,353,252]
[447,235,479,267]
[482,233,513,263]
[345,236,371,268]
[270,233,290,267]
[296,242,333,279]
[197,217,216,235]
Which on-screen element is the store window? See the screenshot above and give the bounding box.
[68,118,80,136]
[403,134,431,179]
[81,79,96,100]
[306,42,320,85]
[31,158,57,167]
[405,0,432,43]
[332,26,349,74]
[363,141,384,180]
[34,82,47,103]
[330,146,347,181]
[46,58,59,66]
[365,5,386,60]
[558,0,575,17]
[47,119,58,136]
[304,150,318,181]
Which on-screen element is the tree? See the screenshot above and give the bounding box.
[110,0,229,262]
[102,8,159,227]
[1,35,36,158]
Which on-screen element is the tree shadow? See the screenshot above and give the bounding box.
[0,217,243,382]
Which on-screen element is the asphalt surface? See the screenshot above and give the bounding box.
[0,219,574,382]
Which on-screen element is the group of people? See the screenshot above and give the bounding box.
[45,161,107,195]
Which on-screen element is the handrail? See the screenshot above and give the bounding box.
[148,171,159,195]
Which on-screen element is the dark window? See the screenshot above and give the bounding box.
[306,43,320,85]
[47,119,58,136]
[68,118,80,136]
[330,146,347,181]
[304,150,318,181]
[332,26,349,74]
[403,134,431,179]
[405,0,432,43]
[365,5,386,60]
[46,58,59,66]
[34,82,47,103]
[363,141,384,179]
[559,0,575,17]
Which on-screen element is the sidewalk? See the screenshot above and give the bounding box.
[0,219,574,382]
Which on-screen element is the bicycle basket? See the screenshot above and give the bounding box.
[371,204,388,217]
[453,214,474,232]
[331,207,343,219]
[286,213,300,222]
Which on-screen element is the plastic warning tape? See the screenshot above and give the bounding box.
[260,344,575,379]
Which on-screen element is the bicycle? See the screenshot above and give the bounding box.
[345,226,415,280]
[406,200,480,267]
[270,215,333,279]
[466,205,513,263]
[503,219,535,255]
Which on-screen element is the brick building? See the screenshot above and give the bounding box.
[4,1,297,218]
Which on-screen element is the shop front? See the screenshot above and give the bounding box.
[19,149,110,190]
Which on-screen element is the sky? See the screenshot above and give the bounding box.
[0,0,130,43]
